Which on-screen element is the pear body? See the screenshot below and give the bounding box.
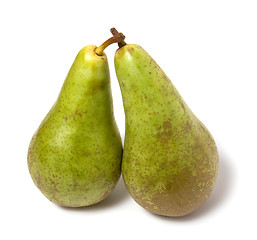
[28,45,122,207]
[114,44,218,217]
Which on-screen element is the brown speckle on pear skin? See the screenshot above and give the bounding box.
[163,121,172,130]
[181,103,186,112]
[128,47,135,55]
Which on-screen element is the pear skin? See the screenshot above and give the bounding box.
[114,44,218,217]
[28,45,122,207]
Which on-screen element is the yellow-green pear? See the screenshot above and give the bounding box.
[114,40,219,216]
[28,34,124,207]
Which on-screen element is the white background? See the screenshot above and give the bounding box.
[1,0,257,239]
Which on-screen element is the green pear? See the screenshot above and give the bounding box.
[28,37,124,207]
[114,43,219,217]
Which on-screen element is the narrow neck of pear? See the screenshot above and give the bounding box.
[95,31,126,56]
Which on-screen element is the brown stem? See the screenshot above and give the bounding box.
[110,28,127,48]
[95,30,125,56]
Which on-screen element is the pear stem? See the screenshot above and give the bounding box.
[110,28,127,48]
[95,30,125,56]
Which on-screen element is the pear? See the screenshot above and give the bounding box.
[114,42,219,216]
[28,33,125,207]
